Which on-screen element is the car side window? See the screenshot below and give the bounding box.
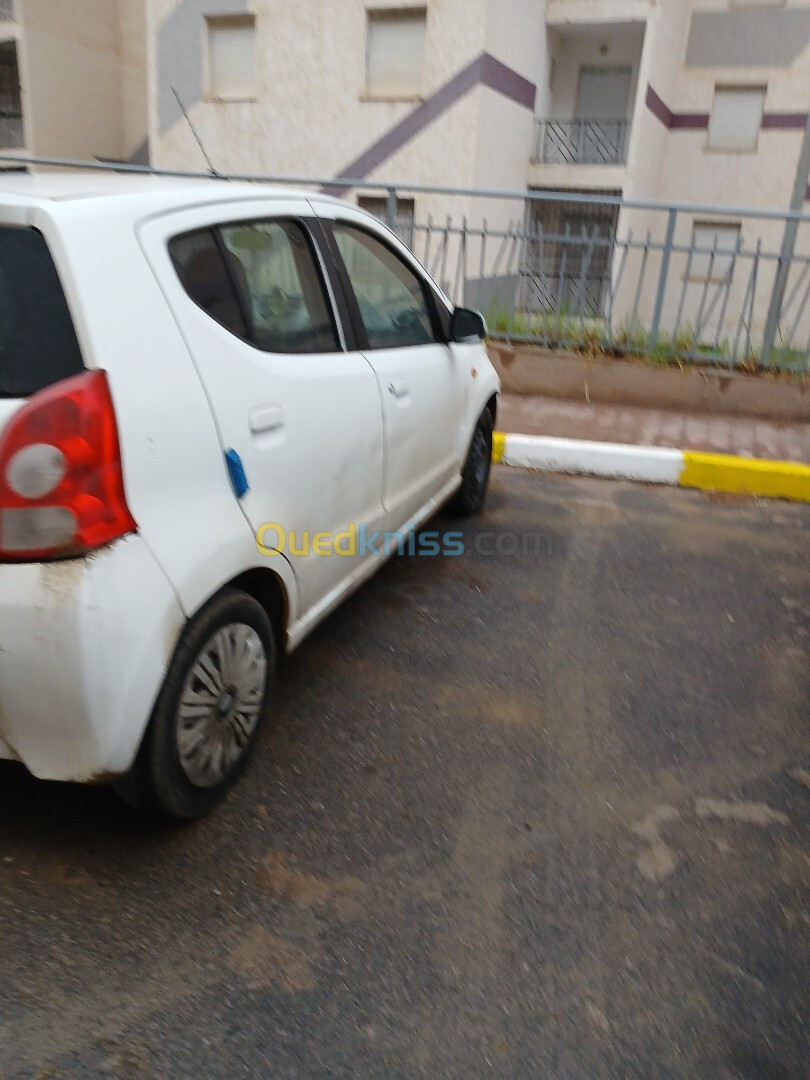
[219,220,340,354]
[332,224,438,349]
[168,228,248,338]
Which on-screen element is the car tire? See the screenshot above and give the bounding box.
[115,587,276,819]
[453,409,493,516]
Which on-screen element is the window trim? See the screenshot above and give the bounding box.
[204,13,258,104]
[707,84,767,153]
[168,216,346,356]
[364,6,428,102]
[687,220,742,283]
[306,217,360,352]
[324,219,448,351]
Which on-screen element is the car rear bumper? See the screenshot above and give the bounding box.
[0,535,185,782]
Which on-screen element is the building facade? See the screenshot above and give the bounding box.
[0,0,148,164]
[2,1,809,349]
[3,2,809,203]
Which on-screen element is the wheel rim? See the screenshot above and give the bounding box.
[176,623,267,789]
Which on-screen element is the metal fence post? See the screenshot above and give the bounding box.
[761,112,810,365]
[650,207,677,348]
[385,186,397,230]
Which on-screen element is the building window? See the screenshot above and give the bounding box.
[690,222,741,281]
[358,195,416,243]
[528,191,620,316]
[206,15,257,101]
[0,2,14,21]
[708,87,765,151]
[0,40,23,149]
[365,8,426,99]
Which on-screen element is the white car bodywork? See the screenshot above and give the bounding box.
[0,174,499,783]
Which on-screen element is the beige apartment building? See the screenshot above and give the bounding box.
[2,1,809,348]
[3,1,809,200]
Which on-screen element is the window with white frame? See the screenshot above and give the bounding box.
[689,222,741,281]
[708,87,766,151]
[206,15,257,101]
[365,8,426,98]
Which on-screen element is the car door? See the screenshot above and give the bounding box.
[140,202,385,616]
[312,205,466,525]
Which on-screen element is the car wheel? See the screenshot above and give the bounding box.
[115,588,276,819]
[453,409,493,516]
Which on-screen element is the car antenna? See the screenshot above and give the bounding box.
[171,86,222,178]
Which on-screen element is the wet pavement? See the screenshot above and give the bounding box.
[1,469,808,1078]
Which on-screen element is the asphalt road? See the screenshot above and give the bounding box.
[1,469,808,1079]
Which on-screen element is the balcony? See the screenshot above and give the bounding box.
[533,118,630,166]
[530,20,644,180]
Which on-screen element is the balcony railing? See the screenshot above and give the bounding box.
[0,112,23,148]
[533,119,630,166]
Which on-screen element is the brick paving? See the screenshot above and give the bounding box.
[497,394,810,463]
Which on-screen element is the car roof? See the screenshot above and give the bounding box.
[0,169,346,220]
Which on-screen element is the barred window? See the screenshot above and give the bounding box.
[0,40,22,149]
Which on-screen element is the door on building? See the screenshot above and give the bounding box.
[574,65,632,164]
[526,192,621,318]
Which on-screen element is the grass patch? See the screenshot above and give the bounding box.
[487,310,809,379]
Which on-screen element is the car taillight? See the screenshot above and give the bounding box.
[0,370,137,561]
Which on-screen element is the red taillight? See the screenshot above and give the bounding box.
[0,370,137,561]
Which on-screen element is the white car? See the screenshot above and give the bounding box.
[0,172,499,817]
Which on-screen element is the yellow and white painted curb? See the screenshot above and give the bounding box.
[492,433,810,503]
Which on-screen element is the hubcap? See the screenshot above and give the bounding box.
[176,623,267,788]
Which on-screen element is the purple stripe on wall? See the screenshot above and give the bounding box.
[762,113,808,130]
[670,111,710,130]
[645,85,673,127]
[480,53,536,110]
[646,85,708,130]
[647,84,809,133]
[323,52,536,195]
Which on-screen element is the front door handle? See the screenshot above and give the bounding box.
[249,404,284,434]
[388,380,409,399]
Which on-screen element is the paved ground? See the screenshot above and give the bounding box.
[1,469,808,1079]
[498,393,810,463]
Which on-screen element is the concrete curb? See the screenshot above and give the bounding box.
[492,432,810,503]
[488,345,810,422]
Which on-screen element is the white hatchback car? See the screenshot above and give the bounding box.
[0,172,499,817]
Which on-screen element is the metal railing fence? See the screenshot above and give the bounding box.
[533,119,629,166]
[0,153,808,372]
[401,214,810,372]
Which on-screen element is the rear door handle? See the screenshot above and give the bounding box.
[249,405,284,434]
[388,380,409,398]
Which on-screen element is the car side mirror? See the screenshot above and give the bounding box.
[450,307,486,343]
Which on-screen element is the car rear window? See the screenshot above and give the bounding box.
[0,226,84,398]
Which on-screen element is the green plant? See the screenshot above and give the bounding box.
[614,318,648,356]
[768,345,809,374]
[485,299,511,334]
[672,325,696,356]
